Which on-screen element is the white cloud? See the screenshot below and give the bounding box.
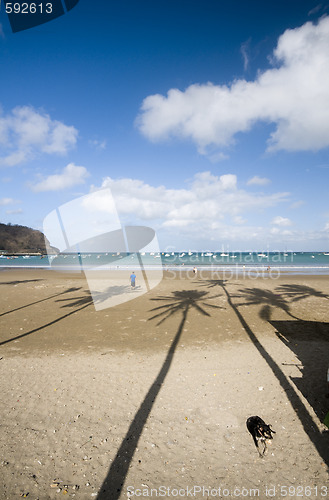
[325,222,329,231]
[247,176,271,186]
[137,16,329,155]
[240,38,251,71]
[290,200,305,209]
[271,215,293,226]
[89,139,107,150]
[0,105,78,166]
[6,209,23,215]
[0,198,16,206]
[233,215,247,225]
[208,151,229,163]
[308,4,323,16]
[31,163,90,192]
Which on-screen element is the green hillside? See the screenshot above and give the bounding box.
[0,223,55,254]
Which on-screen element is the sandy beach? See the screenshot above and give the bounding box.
[0,268,329,499]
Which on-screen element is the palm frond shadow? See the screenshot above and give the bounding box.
[56,291,93,308]
[149,289,223,325]
[0,287,82,318]
[0,290,91,346]
[0,279,44,285]
[55,285,132,308]
[231,287,299,320]
[200,278,230,289]
[275,284,329,302]
[97,289,218,499]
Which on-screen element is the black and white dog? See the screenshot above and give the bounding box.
[246,416,275,457]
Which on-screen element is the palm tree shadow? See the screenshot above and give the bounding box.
[97,289,219,499]
[202,279,329,467]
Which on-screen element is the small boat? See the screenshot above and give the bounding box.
[220,253,229,257]
[257,253,268,258]
[205,252,213,256]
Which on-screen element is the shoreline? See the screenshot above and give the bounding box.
[1,264,329,276]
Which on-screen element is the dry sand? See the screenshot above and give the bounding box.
[0,268,329,499]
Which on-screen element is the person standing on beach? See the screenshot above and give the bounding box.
[130,272,136,289]
[192,266,198,278]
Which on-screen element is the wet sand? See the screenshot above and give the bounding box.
[0,268,329,499]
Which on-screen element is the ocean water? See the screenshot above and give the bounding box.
[1,251,329,275]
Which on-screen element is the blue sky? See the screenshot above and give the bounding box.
[1,0,329,251]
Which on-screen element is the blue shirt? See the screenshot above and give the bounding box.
[130,273,136,284]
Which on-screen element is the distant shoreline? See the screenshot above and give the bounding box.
[0,252,46,256]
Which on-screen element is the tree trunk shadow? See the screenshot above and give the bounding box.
[271,319,329,423]
[97,307,188,499]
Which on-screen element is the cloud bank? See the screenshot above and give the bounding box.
[0,105,78,166]
[99,171,288,223]
[137,16,329,155]
[89,171,292,247]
